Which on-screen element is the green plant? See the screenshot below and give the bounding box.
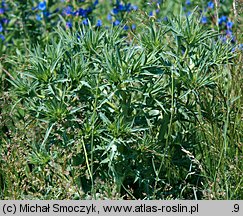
[1,8,242,200]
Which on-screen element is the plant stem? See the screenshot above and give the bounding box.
[90,73,100,199]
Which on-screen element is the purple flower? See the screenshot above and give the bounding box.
[131,24,136,30]
[38,1,46,11]
[226,30,233,37]
[0,23,3,32]
[207,1,214,9]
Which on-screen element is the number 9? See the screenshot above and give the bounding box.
[234,204,239,212]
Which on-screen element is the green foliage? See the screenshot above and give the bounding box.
[1,11,242,200]
[0,4,242,199]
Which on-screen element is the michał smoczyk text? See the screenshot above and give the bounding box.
[19,203,97,213]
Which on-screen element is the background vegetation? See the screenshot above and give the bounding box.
[0,0,242,199]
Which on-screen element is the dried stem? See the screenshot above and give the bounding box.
[2,68,14,80]
[214,0,220,29]
[232,0,238,20]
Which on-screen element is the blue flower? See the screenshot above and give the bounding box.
[149,11,153,17]
[32,6,38,11]
[163,16,168,22]
[36,14,42,21]
[2,18,8,24]
[113,8,119,14]
[231,36,236,44]
[76,8,89,18]
[123,25,129,31]
[238,44,243,51]
[185,0,191,5]
[207,1,214,9]
[0,23,3,32]
[53,8,59,14]
[43,11,50,17]
[117,4,125,11]
[0,34,5,41]
[131,5,138,10]
[63,6,73,16]
[38,1,46,11]
[220,15,227,22]
[66,21,72,28]
[218,15,227,25]
[227,21,233,29]
[0,8,4,14]
[219,35,227,43]
[131,24,136,30]
[86,7,92,14]
[1,1,7,8]
[201,16,207,24]
[107,13,112,21]
[187,11,191,16]
[93,0,99,6]
[96,19,102,27]
[82,18,89,25]
[226,30,233,37]
[113,20,120,26]
[125,3,131,12]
